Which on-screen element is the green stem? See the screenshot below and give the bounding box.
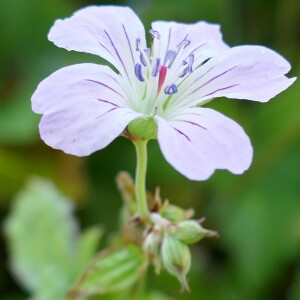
[134,140,150,223]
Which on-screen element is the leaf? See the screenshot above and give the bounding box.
[74,226,103,277]
[4,177,78,298]
[68,245,147,299]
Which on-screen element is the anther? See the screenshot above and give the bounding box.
[179,68,189,78]
[164,84,178,95]
[135,38,141,51]
[177,38,191,49]
[186,53,194,72]
[134,63,145,82]
[152,58,161,77]
[144,48,151,58]
[149,29,160,39]
[140,49,150,67]
[164,50,177,68]
[179,54,194,78]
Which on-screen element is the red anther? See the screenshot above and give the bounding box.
[157,65,167,94]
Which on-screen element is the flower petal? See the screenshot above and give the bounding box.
[32,63,130,114]
[39,105,140,156]
[171,46,296,111]
[150,21,229,71]
[156,107,253,180]
[32,63,141,156]
[48,6,146,84]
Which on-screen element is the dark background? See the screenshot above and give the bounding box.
[0,0,299,299]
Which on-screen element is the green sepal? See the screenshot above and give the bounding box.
[161,234,191,292]
[173,220,217,244]
[127,117,157,140]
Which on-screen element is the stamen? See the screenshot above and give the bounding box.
[179,68,189,78]
[135,38,141,51]
[140,50,147,66]
[164,50,177,68]
[152,58,161,77]
[157,65,168,93]
[179,54,195,78]
[164,84,178,95]
[177,38,191,49]
[134,63,145,82]
[149,29,160,39]
[139,48,151,67]
[144,48,151,58]
[186,53,195,72]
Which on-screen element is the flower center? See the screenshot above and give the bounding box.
[134,30,194,100]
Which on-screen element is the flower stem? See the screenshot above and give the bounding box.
[134,140,150,224]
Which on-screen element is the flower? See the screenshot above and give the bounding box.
[32,6,295,180]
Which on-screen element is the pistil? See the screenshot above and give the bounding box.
[157,65,168,94]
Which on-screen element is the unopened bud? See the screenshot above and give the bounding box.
[174,220,218,245]
[161,203,194,223]
[143,229,162,274]
[161,234,191,291]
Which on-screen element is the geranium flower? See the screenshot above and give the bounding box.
[32,6,295,180]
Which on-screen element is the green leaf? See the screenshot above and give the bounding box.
[68,245,147,299]
[4,177,78,298]
[74,226,103,277]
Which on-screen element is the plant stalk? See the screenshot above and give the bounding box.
[133,140,150,224]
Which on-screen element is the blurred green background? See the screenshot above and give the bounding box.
[0,0,299,299]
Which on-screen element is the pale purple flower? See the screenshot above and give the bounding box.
[32,6,295,180]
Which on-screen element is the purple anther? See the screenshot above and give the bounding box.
[186,53,194,72]
[152,58,161,77]
[144,48,151,58]
[177,38,191,49]
[179,54,195,78]
[179,68,189,78]
[164,84,178,95]
[135,38,141,51]
[140,53,147,66]
[164,50,177,68]
[134,63,145,82]
[139,48,151,66]
[149,29,160,39]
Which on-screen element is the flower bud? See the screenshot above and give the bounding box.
[127,117,157,140]
[143,229,162,274]
[161,234,191,291]
[161,203,194,223]
[174,220,218,245]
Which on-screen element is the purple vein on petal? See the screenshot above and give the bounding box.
[173,127,191,142]
[104,29,130,79]
[189,65,215,86]
[122,24,135,66]
[201,84,239,97]
[85,79,123,97]
[190,66,238,96]
[176,119,207,131]
[190,43,207,55]
[96,107,118,119]
[97,99,119,107]
[104,73,128,95]
[98,41,114,57]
